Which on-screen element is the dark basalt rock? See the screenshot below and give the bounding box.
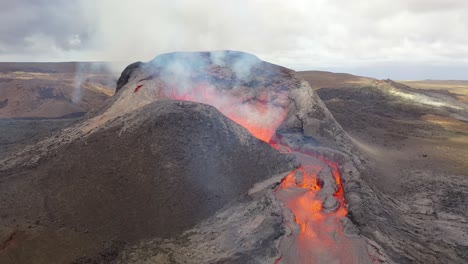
[116,61,143,92]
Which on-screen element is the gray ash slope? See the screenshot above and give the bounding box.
[0,100,296,239]
[0,101,297,264]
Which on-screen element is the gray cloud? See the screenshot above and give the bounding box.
[0,0,467,79]
[0,0,94,59]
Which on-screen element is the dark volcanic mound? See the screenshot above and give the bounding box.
[0,101,296,243]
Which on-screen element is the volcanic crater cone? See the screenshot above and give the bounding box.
[0,51,386,264]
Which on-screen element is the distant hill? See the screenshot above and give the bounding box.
[298,70,375,89]
[400,80,468,103]
[0,62,114,75]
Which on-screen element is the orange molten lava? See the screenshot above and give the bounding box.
[269,137,371,263]
[278,162,348,231]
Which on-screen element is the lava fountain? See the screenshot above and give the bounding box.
[134,80,371,263]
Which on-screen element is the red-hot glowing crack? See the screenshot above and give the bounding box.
[134,84,143,93]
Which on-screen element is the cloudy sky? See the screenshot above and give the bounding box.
[1,0,467,79]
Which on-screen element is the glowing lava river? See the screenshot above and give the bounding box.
[270,140,369,263]
[135,81,372,263]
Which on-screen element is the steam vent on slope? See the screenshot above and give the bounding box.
[0,51,393,264]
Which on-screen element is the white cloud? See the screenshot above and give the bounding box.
[1,0,468,79]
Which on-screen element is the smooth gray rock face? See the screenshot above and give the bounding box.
[322,196,340,212]
[318,167,339,198]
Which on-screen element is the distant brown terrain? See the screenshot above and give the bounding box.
[298,70,375,90]
[0,62,118,159]
[299,71,468,183]
[0,62,117,119]
[401,80,468,103]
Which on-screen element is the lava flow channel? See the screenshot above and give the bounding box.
[146,82,370,263]
[273,150,370,263]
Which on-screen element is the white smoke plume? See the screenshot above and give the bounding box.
[77,0,468,79]
[71,62,121,104]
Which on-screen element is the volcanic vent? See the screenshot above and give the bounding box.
[108,51,381,263]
